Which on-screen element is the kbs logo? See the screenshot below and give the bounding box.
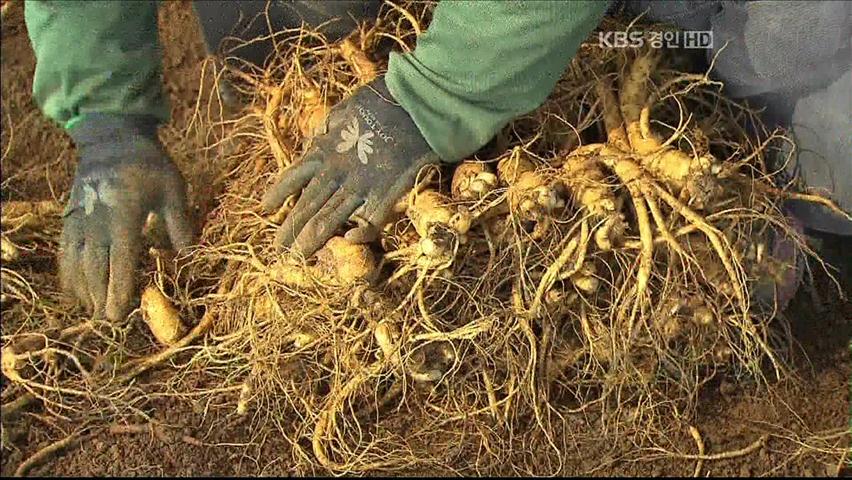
[599,30,713,49]
[598,31,644,49]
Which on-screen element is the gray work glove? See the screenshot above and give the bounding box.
[61,114,194,321]
[261,78,439,257]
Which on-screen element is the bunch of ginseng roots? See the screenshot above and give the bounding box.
[16,4,840,475]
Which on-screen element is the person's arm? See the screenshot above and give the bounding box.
[23,1,191,322]
[24,0,168,129]
[385,0,610,162]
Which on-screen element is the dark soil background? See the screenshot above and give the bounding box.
[1,1,849,476]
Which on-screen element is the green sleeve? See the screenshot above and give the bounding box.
[24,0,168,129]
[384,0,609,162]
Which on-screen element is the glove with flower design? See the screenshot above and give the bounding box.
[261,78,439,257]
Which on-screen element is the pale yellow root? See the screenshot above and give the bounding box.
[628,189,654,306]
[236,381,252,415]
[511,170,564,217]
[642,148,691,191]
[373,316,452,382]
[451,161,498,200]
[496,148,536,185]
[140,286,188,346]
[0,200,62,222]
[1,323,95,384]
[117,305,217,383]
[561,143,625,248]
[569,143,606,157]
[597,150,654,307]
[295,87,330,138]
[741,175,852,222]
[689,425,706,477]
[497,149,564,224]
[594,214,626,251]
[373,320,401,367]
[530,236,579,318]
[647,182,781,372]
[562,144,628,249]
[1,345,25,381]
[1,201,62,252]
[620,48,663,155]
[653,187,738,283]
[269,260,315,289]
[481,370,500,420]
[569,261,601,295]
[315,236,378,285]
[618,50,701,193]
[595,77,630,152]
[1,235,20,263]
[264,83,291,171]
[405,190,472,263]
[407,190,471,239]
[340,37,378,84]
[528,219,591,318]
[269,237,377,288]
[560,152,617,217]
[644,193,688,258]
[656,433,769,462]
[312,361,390,471]
[650,182,751,321]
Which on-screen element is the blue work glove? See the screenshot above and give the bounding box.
[261,78,439,257]
[60,114,194,321]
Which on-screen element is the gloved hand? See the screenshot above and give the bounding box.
[261,78,439,257]
[60,114,194,321]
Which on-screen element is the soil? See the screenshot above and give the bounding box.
[1,1,849,476]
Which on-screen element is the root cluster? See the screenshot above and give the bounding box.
[2,3,844,476]
[146,4,822,474]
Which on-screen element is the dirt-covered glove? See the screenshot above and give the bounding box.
[60,114,194,321]
[261,78,439,257]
